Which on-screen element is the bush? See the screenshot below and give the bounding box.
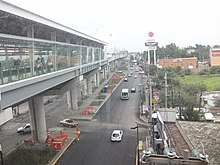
[96,95,106,99]
[4,148,57,165]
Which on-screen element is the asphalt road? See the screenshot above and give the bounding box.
[57,72,147,165]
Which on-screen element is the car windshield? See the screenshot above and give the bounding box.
[112,133,119,137]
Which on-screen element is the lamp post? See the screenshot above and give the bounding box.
[131,123,140,165]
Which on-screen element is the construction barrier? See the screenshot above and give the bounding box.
[46,130,68,150]
[86,106,96,114]
[108,89,113,93]
[82,110,89,115]
[86,106,95,110]
[52,141,62,150]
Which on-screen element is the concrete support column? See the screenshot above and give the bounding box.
[104,68,108,79]
[84,76,93,95]
[87,77,92,95]
[111,63,114,72]
[71,86,78,111]
[96,71,100,87]
[84,79,88,96]
[66,78,79,111]
[28,96,47,143]
[93,74,97,87]
[66,91,72,111]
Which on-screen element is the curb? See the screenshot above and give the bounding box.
[49,137,77,165]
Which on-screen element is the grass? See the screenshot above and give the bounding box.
[4,148,57,165]
[96,95,106,99]
[176,74,220,91]
[119,66,128,70]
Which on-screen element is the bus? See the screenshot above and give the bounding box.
[121,88,129,100]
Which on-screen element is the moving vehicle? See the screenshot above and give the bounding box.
[111,130,123,142]
[131,87,136,93]
[134,75,138,78]
[60,118,79,127]
[121,88,129,100]
[17,123,31,134]
[116,70,123,73]
[139,71,145,74]
[124,77,128,82]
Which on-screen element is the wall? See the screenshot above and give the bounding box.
[0,107,13,126]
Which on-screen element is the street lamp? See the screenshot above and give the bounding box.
[131,123,140,165]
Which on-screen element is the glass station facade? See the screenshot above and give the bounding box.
[0,36,105,85]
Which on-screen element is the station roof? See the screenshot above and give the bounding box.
[0,1,107,45]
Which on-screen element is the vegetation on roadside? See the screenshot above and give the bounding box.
[4,148,57,165]
[96,95,106,99]
[90,100,102,106]
[119,66,128,70]
[144,65,220,121]
[176,74,220,91]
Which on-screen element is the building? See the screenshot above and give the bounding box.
[158,57,197,72]
[210,48,220,66]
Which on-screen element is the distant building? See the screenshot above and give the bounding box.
[158,57,197,71]
[210,48,220,66]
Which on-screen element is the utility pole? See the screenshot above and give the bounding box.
[164,72,168,121]
[178,90,182,120]
[147,65,152,123]
[199,89,203,112]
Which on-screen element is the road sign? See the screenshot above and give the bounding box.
[145,42,158,47]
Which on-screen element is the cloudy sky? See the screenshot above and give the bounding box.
[4,0,220,51]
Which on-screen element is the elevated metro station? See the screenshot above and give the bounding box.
[0,1,107,85]
[0,1,126,143]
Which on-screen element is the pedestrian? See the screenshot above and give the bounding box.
[41,57,45,74]
[47,57,52,72]
[36,57,41,75]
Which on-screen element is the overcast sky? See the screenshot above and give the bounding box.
[4,0,220,52]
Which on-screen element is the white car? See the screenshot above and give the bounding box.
[111,130,123,142]
[17,123,31,135]
[134,75,138,78]
[139,71,145,74]
[128,74,131,77]
[60,118,79,127]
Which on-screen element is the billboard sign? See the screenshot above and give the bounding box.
[145,42,158,47]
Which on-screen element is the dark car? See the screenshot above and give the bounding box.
[131,88,136,93]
